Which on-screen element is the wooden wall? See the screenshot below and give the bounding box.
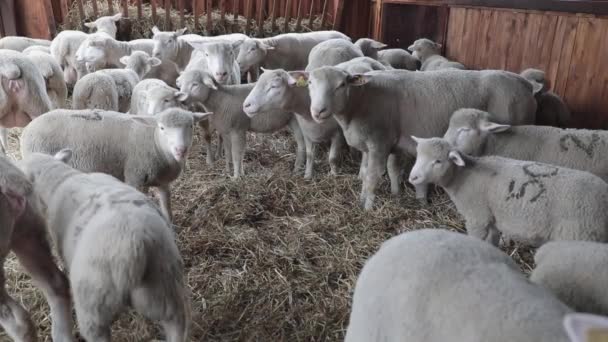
[445,7,608,129]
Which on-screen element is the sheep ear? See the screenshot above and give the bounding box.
[435,43,443,49]
[564,313,608,342]
[148,57,162,67]
[407,44,415,51]
[480,122,510,133]
[530,80,544,95]
[411,136,424,145]
[175,27,188,36]
[260,41,275,50]
[119,56,130,66]
[232,40,243,50]
[53,149,73,163]
[152,26,161,35]
[1,188,26,218]
[112,13,122,21]
[84,22,96,29]
[192,112,213,122]
[371,40,388,49]
[448,151,465,167]
[175,92,189,102]
[347,74,371,86]
[202,75,218,90]
[287,71,308,87]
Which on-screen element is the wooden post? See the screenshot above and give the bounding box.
[178,0,185,28]
[91,0,98,16]
[257,0,264,36]
[206,0,212,33]
[270,0,277,32]
[165,0,171,30]
[295,0,303,31]
[220,0,226,28]
[151,0,158,23]
[320,0,328,29]
[76,0,86,29]
[283,0,292,32]
[107,0,114,14]
[245,0,253,35]
[333,0,344,30]
[194,0,200,31]
[233,0,239,33]
[308,0,315,29]
[137,0,143,19]
[122,0,128,17]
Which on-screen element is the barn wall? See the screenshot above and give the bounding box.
[445,7,608,129]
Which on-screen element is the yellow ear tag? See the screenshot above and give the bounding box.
[588,328,608,342]
[296,76,308,87]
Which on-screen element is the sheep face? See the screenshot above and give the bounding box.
[409,137,463,187]
[407,38,441,61]
[236,39,270,74]
[84,13,121,38]
[151,27,187,62]
[242,69,292,117]
[154,109,211,161]
[176,70,215,104]
[145,86,188,116]
[443,109,511,156]
[189,41,240,84]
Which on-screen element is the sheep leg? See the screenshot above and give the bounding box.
[72,276,115,342]
[156,184,172,222]
[215,134,224,159]
[198,120,214,165]
[11,228,74,342]
[223,134,232,174]
[304,137,317,180]
[131,286,189,342]
[387,153,401,195]
[415,183,429,204]
[362,150,388,210]
[230,131,246,179]
[288,118,305,173]
[0,266,37,342]
[358,152,368,180]
[329,132,344,176]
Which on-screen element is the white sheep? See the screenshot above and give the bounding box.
[21,45,51,54]
[377,48,420,70]
[19,149,190,341]
[130,79,189,116]
[20,108,212,221]
[521,68,571,127]
[346,228,573,342]
[353,38,387,59]
[0,155,73,341]
[177,69,305,178]
[186,40,241,84]
[564,313,608,342]
[306,38,364,71]
[73,51,161,112]
[298,66,536,209]
[75,34,155,74]
[0,36,51,52]
[235,31,350,80]
[409,137,608,246]
[443,108,608,182]
[408,38,465,71]
[531,240,608,315]
[23,49,68,109]
[0,50,53,155]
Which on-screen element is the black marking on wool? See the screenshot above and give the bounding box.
[559,133,600,158]
[72,111,102,121]
[506,163,558,203]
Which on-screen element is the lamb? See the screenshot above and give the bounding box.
[235,31,350,80]
[353,38,387,59]
[530,241,608,315]
[73,51,161,112]
[408,38,465,71]
[521,68,571,127]
[19,149,190,341]
[20,108,212,221]
[0,36,51,52]
[345,228,573,342]
[298,66,536,209]
[377,49,420,70]
[409,137,608,246]
[186,40,241,85]
[305,38,363,70]
[151,27,247,71]
[130,79,189,116]
[22,45,51,54]
[0,156,73,341]
[23,49,68,109]
[177,69,305,178]
[75,34,155,74]
[443,108,608,182]
[50,14,122,85]
[0,50,53,155]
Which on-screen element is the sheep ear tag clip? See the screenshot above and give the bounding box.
[296,76,308,87]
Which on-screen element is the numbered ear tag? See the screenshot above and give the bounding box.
[588,328,608,342]
[296,76,308,87]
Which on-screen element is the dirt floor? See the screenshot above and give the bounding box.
[1,125,535,341]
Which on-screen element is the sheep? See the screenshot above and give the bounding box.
[235,31,350,80]
[151,27,247,71]
[530,241,608,315]
[408,38,465,71]
[20,108,212,221]
[377,49,420,70]
[130,79,189,116]
[75,34,155,74]
[73,51,161,112]
[298,66,536,209]
[353,38,387,59]
[21,45,51,54]
[0,36,51,52]
[23,49,68,109]
[50,14,121,85]
[564,313,608,342]
[0,50,53,155]
[177,69,305,178]
[19,149,190,341]
[144,58,181,88]
[443,108,608,182]
[409,137,608,246]
[345,228,573,342]
[521,68,571,127]
[306,38,364,70]
[0,155,73,341]
[186,40,241,84]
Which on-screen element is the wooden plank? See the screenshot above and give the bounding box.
[270,0,277,32]
[534,14,559,78]
[178,0,185,28]
[194,0,200,31]
[308,0,315,29]
[333,0,344,30]
[320,0,328,29]
[445,7,466,62]
[91,0,99,16]
[122,0,129,17]
[14,0,53,38]
[245,0,253,34]
[257,0,265,36]
[504,10,527,72]
[220,0,227,28]
[1,0,16,36]
[165,0,171,30]
[136,0,143,19]
[206,0,213,33]
[519,13,543,69]
[284,0,293,32]
[234,0,239,21]
[151,0,158,23]
[43,0,57,37]
[473,9,493,67]
[461,8,481,67]
[107,0,114,14]
[548,15,578,96]
[295,0,303,31]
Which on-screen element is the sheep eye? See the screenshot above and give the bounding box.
[433,160,442,165]
[338,82,345,88]
[164,99,170,103]
[160,126,165,131]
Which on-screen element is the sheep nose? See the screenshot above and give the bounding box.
[217,71,228,76]
[409,175,419,183]
[174,147,187,158]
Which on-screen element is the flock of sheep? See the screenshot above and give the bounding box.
[0,10,605,342]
